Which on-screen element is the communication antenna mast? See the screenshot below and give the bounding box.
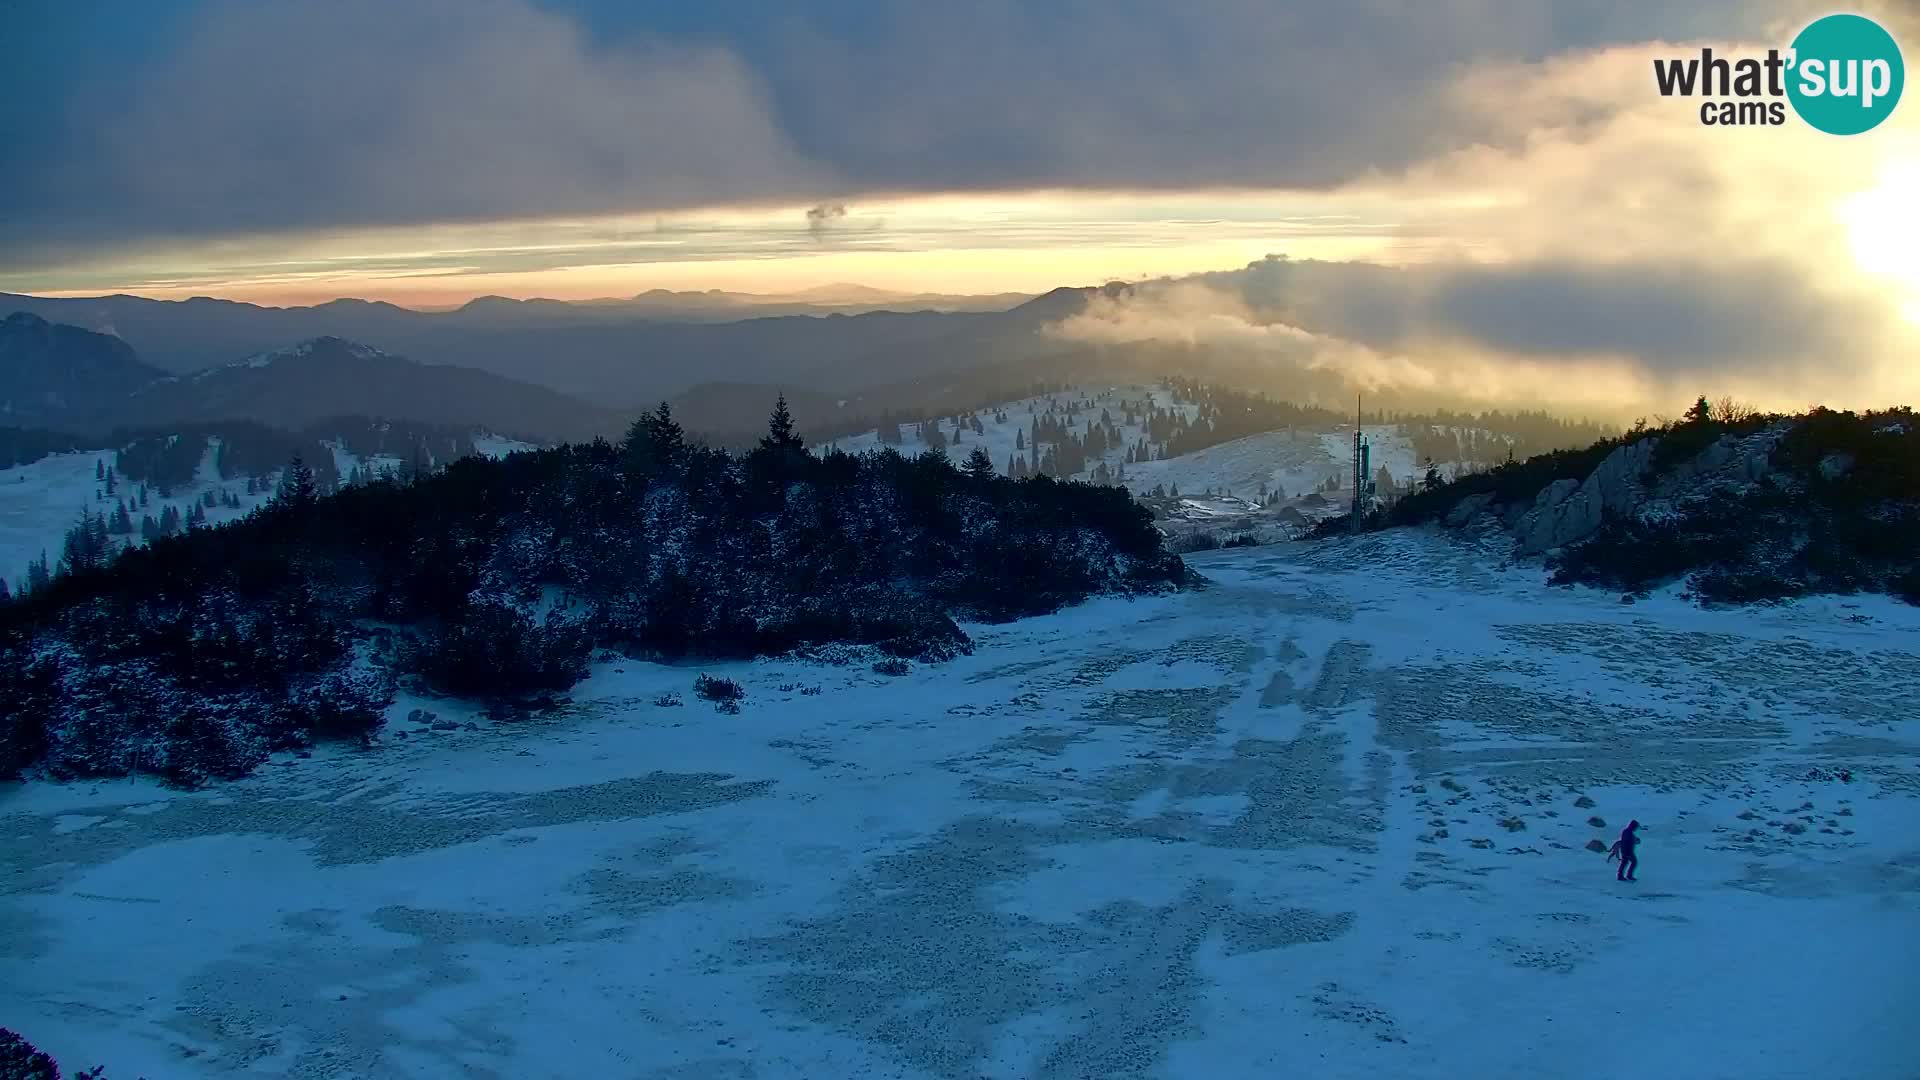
[1351,394,1364,534]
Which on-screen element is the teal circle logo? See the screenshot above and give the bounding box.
[1787,14,1904,135]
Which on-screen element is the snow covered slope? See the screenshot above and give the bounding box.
[0,443,277,591]
[824,383,1200,471]
[4,533,1916,1078]
[1124,428,1331,500]
[822,382,1443,501]
[0,433,545,591]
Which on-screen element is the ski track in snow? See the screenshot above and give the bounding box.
[4,533,1919,1078]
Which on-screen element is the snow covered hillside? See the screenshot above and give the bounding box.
[4,533,1916,1078]
[0,433,540,593]
[825,383,1199,475]
[823,383,1442,499]
[819,383,1462,553]
[0,444,275,594]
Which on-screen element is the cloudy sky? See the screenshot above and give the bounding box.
[3,0,1917,413]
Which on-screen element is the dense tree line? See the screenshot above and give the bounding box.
[319,416,484,470]
[0,427,90,470]
[107,417,505,497]
[112,421,341,496]
[1,397,1191,786]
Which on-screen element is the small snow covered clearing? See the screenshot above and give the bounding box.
[3,533,1917,1078]
[0,443,277,591]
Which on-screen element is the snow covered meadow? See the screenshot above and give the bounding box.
[3,533,1917,1078]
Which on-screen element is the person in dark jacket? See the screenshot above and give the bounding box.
[1608,820,1642,881]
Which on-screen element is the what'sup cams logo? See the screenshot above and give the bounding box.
[1654,12,1904,133]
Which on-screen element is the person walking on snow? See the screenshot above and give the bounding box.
[1608,820,1642,881]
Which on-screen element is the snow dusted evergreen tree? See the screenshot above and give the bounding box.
[58,512,112,577]
[276,454,318,507]
[964,447,996,480]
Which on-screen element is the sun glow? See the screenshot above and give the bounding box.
[1840,157,1920,322]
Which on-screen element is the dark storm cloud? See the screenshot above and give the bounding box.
[0,0,1802,265]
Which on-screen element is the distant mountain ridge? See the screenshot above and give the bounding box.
[0,315,620,443]
[127,336,619,441]
[0,285,1098,412]
[0,312,169,429]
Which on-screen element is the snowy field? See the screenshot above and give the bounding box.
[4,533,1919,1078]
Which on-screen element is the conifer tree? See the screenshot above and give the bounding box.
[623,401,686,472]
[277,454,318,507]
[759,394,804,452]
[58,511,111,576]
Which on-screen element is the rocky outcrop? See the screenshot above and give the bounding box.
[1512,437,1658,555]
[1444,492,1496,528]
[1652,427,1784,495]
[1498,426,1790,555]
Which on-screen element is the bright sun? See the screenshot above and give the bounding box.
[1839,158,1920,323]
